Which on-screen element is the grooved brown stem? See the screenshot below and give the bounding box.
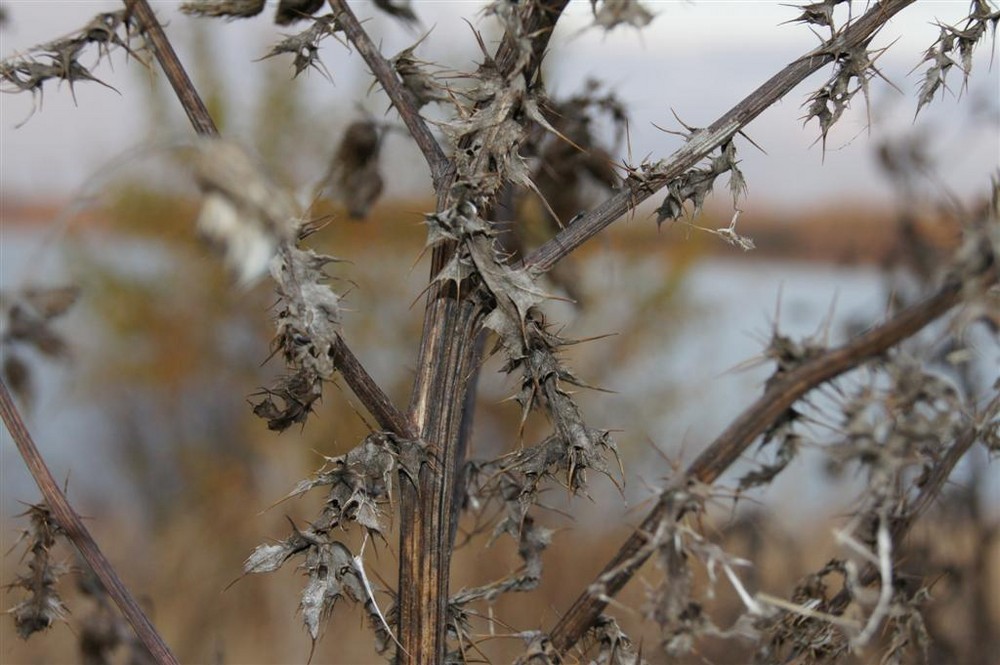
[523,0,917,275]
[128,0,406,439]
[328,0,449,187]
[397,2,569,662]
[0,381,179,665]
[548,272,975,654]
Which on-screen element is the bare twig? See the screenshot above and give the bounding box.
[327,0,449,187]
[0,380,179,665]
[523,0,918,275]
[548,270,979,654]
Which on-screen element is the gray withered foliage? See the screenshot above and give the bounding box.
[655,139,746,225]
[590,0,655,31]
[0,10,145,122]
[320,119,385,219]
[284,433,400,537]
[191,139,346,431]
[391,38,449,109]
[260,14,344,79]
[802,41,892,153]
[0,286,79,408]
[244,433,404,648]
[914,0,1000,116]
[179,0,266,20]
[784,0,851,33]
[5,503,69,639]
[251,240,344,431]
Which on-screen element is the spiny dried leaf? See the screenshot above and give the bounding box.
[783,0,850,31]
[655,140,746,227]
[260,14,342,79]
[0,9,140,117]
[392,40,448,108]
[914,1,999,116]
[286,433,398,536]
[299,540,361,640]
[321,120,384,219]
[180,0,266,19]
[252,244,343,431]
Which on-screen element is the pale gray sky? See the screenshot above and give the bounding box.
[1,1,998,208]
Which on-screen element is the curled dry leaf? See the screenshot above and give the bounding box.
[322,120,384,219]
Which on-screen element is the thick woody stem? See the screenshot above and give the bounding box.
[396,2,570,661]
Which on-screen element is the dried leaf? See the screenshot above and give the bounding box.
[180,0,266,19]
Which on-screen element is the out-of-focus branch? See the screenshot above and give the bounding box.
[126,0,408,439]
[327,0,449,188]
[548,269,979,654]
[523,0,917,274]
[0,380,179,665]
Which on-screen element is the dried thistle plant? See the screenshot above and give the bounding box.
[914,0,1000,116]
[0,10,145,124]
[5,1,1000,663]
[5,503,69,639]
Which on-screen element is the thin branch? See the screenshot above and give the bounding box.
[0,380,179,665]
[127,0,218,136]
[548,270,978,654]
[331,335,414,439]
[327,0,449,188]
[127,0,406,439]
[523,0,917,275]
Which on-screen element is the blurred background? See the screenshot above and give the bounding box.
[1,1,998,663]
